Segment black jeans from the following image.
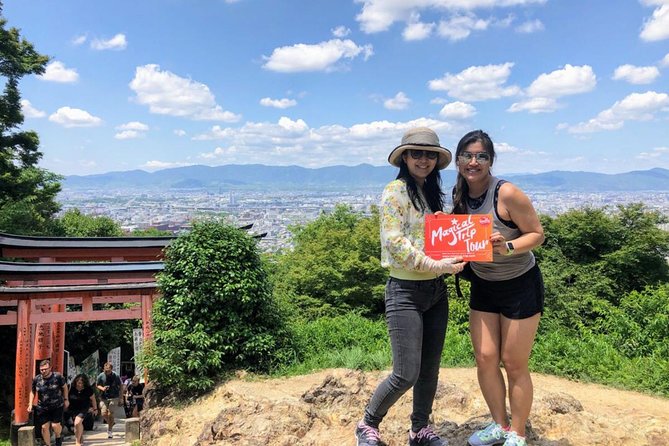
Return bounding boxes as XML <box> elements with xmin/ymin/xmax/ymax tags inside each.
<box><xmin>364</xmin><ymin>276</ymin><xmax>449</xmax><ymax>432</ymax></box>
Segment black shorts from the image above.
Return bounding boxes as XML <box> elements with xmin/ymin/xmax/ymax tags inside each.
<box><xmin>469</xmin><ymin>263</ymin><xmax>544</xmax><ymax>319</ymax></box>
<box><xmin>35</xmin><ymin>405</ymin><xmax>64</xmax><ymax>426</ymax></box>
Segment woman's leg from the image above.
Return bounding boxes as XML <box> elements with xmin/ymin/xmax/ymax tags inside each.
<box><xmin>470</xmin><ymin>310</ymin><xmax>508</xmax><ymax>426</ymax></box>
<box><xmin>411</xmin><ymin>284</ymin><xmax>448</xmax><ymax>431</ymax></box>
<box><xmin>500</xmin><ymin>313</ymin><xmax>540</xmax><ymax>436</ymax></box>
<box><xmin>74</xmin><ymin>415</ymin><xmax>84</xmax><ymax>445</ymax></box>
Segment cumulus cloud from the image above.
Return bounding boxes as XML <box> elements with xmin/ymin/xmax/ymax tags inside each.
<box><xmin>332</xmin><ymin>26</ymin><xmax>351</xmax><ymax>37</ymax></box>
<box><xmin>49</xmin><ymin>107</ymin><xmax>102</xmax><ymax>128</ymax></box>
<box><xmin>515</xmin><ymin>19</ymin><xmax>544</xmax><ymax>33</ymax></box>
<box><xmin>189</xmin><ymin>117</ymin><xmax>458</xmax><ymax>167</ymax></box>
<box><xmin>115</xmin><ymin>121</ymin><xmax>149</xmax><ymax>139</ymax></box>
<box><xmin>262</xmin><ymin>39</ymin><xmax>373</xmax><ymax>72</ymax></box>
<box><xmin>91</xmin><ymin>33</ymin><xmax>127</xmax><ymax>50</ymax></box>
<box><xmin>260</xmin><ymin>97</ymin><xmax>298</xmax><ymax>109</ymax></box>
<box><xmin>403</xmin><ymin>13</ymin><xmax>435</xmax><ymax>40</ymax></box>
<box><xmin>21</xmin><ymin>99</ymin><xmax>46</xmax><ymax>118</ymax></box>
<box><xmin>384</xmin><ymin>92</ymin><xmax>411</xmax><ymax>110</ymax></box>
<box><xmin>661</xmin><ymin>53</ymin><xmax>669</xmax><ymax>66</ymax></box>
<box><xmin>508</xmin><ymin>97</ymin><xmax>560</xmax><ymax>113</ymax></box>
<box><xmin>428</xmin><ymin>63</ymin><xmax>520</xmax><ymax>101</ymax></box>
<box><xmin>439</xmin><ymin>101</ymin><xmax>476</xmax><ymax>119</ymax></box>
<box><xmin>526</xmin><ymin>64</ymin><xmax>597</xmax><ymax>97</ymax></box>
<box><xmin>437</xmin><ymin>14</ymin><xmax>490</xmax><ymax>41</ymax></box>
<box><xmin>174</xmin><ymin>129</ymin><xmax>187</xmax><ymax>137</ymax></box>
<box><xmin>564</xmin><ymin>91</ymin><xmax>669</xmax><ymax>134</ymax></box>
<box><xmin>38</xmin><ymin>61</ymin><xmax>79</xmax><ymax>83</ymax></box>
<box><xmin>355</xmin><ymin>0</ymin><xmax>546</xmax><ymax>33</ymax></box>
<box><xmin>640</xmin><ymin>4</ymin><xmax>669</xmax><ymax>41</ymax></box>
<box><xmin>129</xmin><ymin>64</ymin><xmax>241</xmax><ymax>122</ymax></box>
<box><xmin>72</xmin><ymin>34</ymin><xmax>87</xmax><ymax>45</ymax></box>
<box><xmin>612</xmin><ymin>64</ymin><xmax>660</xmax><ymax>84</ymax></box>
<box><xmin>141</xmin><ymin>160</ymin><xmax>193</xmax><ymax>171</ymax></box>
<box><xmin>637</xmin><ymin>146</ymin><xmax>669</xmax><ymax>159</ymax></box>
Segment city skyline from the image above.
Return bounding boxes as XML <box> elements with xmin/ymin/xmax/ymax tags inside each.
<box><xmin>6</xmin><ymin>1</ymin><xmax>669</xmax><ymax>177</ymax></box>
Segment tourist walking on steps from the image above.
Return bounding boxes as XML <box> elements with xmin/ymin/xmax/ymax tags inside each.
<box><xmin>28</xmin><ymin>359</ymin><xmax>69</xmax><ymax>446</ymax></box>
<box><xmin>355</xmin><ymin>127</ymin><xmax>466</xmax><ymax>446</ymax></box>
<box><xmin>451</xmin><ymin>130</ymin><xmax>545</xmax><ymax>446</ymax></box>
<box><xmin>67</xmin><ymin>373</ymin><xmax>98</xmax><ymax>446</ymax></box>
<box><xmin>96</xmin><ymin>362</ymin><xmax>123</xmax><ymax>439</ymax></box>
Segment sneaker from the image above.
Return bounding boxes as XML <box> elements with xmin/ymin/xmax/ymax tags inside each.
<box><xmin>409</xmin><ymin>425</ymin><xmax>448</xmax><ymax>445</ymax></box>
<box><xmin>502</xmin><ymin>431</ymin><xmax>526</xmax><ymax>446</ymax></box>
<box><xmin>54</xmin><ymin>437</ymin><xmax>62</xmax><ymax>446</ymax></box>
<box><xmin>355</xmin><ymin>421</ymin><xmax>381</xmax><ymax>446</ymax></box>
<box><xmin>107</xmin><ymin>430</ymin><xmax>113</xmax><ymax>439</ymax></box>
<box><xmin>468</xmin><ymin>422</ymin><xmax>507</xmax><ymax>446</ymax></box>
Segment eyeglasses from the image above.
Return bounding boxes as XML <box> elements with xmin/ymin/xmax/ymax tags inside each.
<box><xmin>408</xmin><ymin>149</ymin><xmax>439</xmax><ymax>160</ymax></box>
<box><xmin>40</xmin><ymin>368</ymin><xmax>50</xmax><ymax>372</ymax></box>
<box><xmin>457</xmin><ymin>151</ymin><xmax>491</xmax><ymax>164</ymax></box>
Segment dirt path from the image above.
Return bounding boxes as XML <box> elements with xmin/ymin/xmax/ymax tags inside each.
<box><xmin>140</xmin><ymin>368</ymin><xmax>669</xmax><ymax>446</ymax></box>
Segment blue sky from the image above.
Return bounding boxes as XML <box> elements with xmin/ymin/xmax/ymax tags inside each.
<box><xmin>6</xmin><ymin>0</ymin><xmax>669</xmax><ymax>176</ymax></box>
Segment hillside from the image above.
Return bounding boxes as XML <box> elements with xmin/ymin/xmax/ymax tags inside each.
<box><xmin>139</xmin><ymin>368</ymin><xmax>669</xmax><ymax>446</ymax></box>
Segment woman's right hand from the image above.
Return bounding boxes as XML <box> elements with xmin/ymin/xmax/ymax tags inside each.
<box><xmin>435</xmin><ymin>257</ymin><xmax>467</xmax><ymax>274</ymax></box>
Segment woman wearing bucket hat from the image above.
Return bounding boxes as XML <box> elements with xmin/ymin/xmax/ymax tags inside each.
<box><xmin>451</xmin><ymin>130</ymin><xmax>544</xmax><ymax>446</ymax></box>
<box><xmin>355</xmin><ymin>127</ymin><xmax>466</xmax><ymax>446</ymax></box>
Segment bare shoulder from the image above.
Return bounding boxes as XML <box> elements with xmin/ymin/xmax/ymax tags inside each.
<box><xmin>498</xmin><ymin>181</ymin><xmax>531</xmax><ymax>206</ymax></box>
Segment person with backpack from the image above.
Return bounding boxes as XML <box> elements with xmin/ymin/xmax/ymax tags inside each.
<box><xmin>354</xmin><ymin>127</ymin><xmax>466</xmax><ymax>446</ymax></box>
<box><xmin>96</xmin><ymin>362</ymin><xmax>123</xmax><ymax>439</ymax></box>
<box><xmin>451</xmin><ymin>130</ymin><xmax>545</xmax><ymax>446</ymax></box>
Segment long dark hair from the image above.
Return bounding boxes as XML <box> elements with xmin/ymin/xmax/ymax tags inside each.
<box><xmin>396</xmin><ymin>158</ymin><xmax>445</xmax><ymax>213</ymax></box>
<box><xmin>452</xmin><ymin>130</ymin><xmax>496</xmax><ymax>214</ymax></box>
<box><xmin>71</xmin><ymin>373</ymin><xmax>92</xmax><ymax>391</ymax></box>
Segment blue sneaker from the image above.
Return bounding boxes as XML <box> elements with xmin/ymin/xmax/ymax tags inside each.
<box><xmin>409</xmin><ymin>425</ymin><xmax>448</xmax><ymax>445</ymax></box>
<box><xmin>467</xmin><ymin>422</ymin><xmax>507</xmax><ymax>446</ymax></box>
<box><xmin>355</xmin><ymin>421</ymin><xmax>381</xmax><ymax>446</ymax></box>
<box><xmin>502</xmin><ymin>431</ymin><xmax>526</xmax><ymax>446</ymax></box>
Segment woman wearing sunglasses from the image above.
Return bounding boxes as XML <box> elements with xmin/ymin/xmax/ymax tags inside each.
<box><xmin>452</xmin><ymin>130</ymin><xmax>545</xmax><ymax>446</ymax></box>
<box><xmin>355</xmin><ymin>127</ymin><xmax>466</xmax><ymax>446</ymax></box>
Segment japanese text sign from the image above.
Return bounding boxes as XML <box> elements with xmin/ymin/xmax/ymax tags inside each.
<box><xmin>424</xmin><ymin>214</ymin><xmax>493</xmax><ymax>262</ymax></box>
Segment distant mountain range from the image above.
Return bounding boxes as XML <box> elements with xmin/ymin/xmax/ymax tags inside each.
<box><xmin>62</xmin><ymin>165</ymin><xmax>669</xmax><ymax>192</ymax></box>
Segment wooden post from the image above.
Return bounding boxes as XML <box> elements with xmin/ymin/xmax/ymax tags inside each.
<box><xmin>14</xmin><ymin>300</ymin><xmax>32</xmax><ymax>424</ymax></box>
<box><xmin>51</xmin><ymin>304</ymin><xmax>66</xmax><ymax>374</ymax></box>
<box><xmin>33</xmin><ymin>305</ymin><xmax>52</xmax><ymax>369</ymax></box>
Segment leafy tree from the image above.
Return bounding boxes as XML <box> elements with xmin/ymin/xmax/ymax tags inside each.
<box><xmin>0</xmin><ymin>10</ymin><xmax>62</xmax><ymax>235</ymax></box>
<box><xmin>143</xmin><ymin>220</ymin><xmax>292</xmax><ymax>394</ymax></box>
<box><xmin>272</xmin><ymin>204</ymin><xmax>386</xmax><ymax>318</ymax></box>
<box><xmin>51</xmin><ymin>208</ymin><xmax>123</xmax><ymax>237</ymax></box>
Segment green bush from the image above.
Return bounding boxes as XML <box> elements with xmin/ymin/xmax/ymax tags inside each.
<box><xmin>143</xmin><ymin>220</ymin><xmax>293</xmax><ymax>394</ymax></box>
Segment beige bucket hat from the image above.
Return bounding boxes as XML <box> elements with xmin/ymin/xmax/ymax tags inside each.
<box><xmin>387</xmin><ymin>127</ymin><xmax>452</xmax><ymax>170</ymax></box>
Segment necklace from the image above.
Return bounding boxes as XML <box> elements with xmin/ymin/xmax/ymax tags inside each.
<box><xmin>466</xmin><ymin>190</ymin><xmax>487</xmax><ymax>210</ymax></box>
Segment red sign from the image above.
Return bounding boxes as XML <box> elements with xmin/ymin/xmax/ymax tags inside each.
<box><xmin>424</xmin><ymin>214</ymin><xmax>493</xmax><ymax>262</ymax></box>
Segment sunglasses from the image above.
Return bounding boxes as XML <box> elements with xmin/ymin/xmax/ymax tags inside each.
<box><xmin>457</xmin><ymin>151</ymin><xmax>491</xmax><ymax>164</ymax></box>
<box><xmin>408</xmin><ymin>149</ymin><xmax>439</xmax><ymax>160</ymax></box>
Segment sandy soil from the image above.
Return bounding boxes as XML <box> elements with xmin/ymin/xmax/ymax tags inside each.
<box><xmin>139</xmin><ymin>367</ymin><xmax>669</xmax><ymax>446</ymax></box>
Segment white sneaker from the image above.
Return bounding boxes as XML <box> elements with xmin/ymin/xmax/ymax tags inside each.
<box><xmin>107</xmin><ymin>430</ymin><xmax>113</xmax><ymax>438</ymax></box>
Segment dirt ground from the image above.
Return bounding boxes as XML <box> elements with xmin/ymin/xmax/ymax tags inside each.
<box><xmin>139</xmin><ymin>367</ymin><xmax>669</xmax><ymax>446</ymax></box>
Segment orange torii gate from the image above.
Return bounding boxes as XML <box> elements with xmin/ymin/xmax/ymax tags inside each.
<box><xmin>0</xmin><ymin>232</ymin><xmax>173</xmax><ymax>443</ymax></box>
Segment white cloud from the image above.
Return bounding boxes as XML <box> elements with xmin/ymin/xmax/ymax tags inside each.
<box><xmin>384</xmin><ymin>92</ymin><xmax>411</xmax><ymax>110</ymax></box>
<box><xmin>260</xmin><ymin>97</ymin><xmax>298</xmax><ymax>109</ymax></box>
<box><xmin>72</xmin><ymin>35</ymin><xmax>87</xmax><ymax>45</ymax></box>
<box><xmin>661</xmin><ymin>53</ymin><xmax>669</xmax><ymax>66</ymax></box>
<box><xmin>508</xmin><ymin>97</ymin><xmax>560</xmax><ymax>113</ymax></box>
<box><xmin>403</xmin><ymin>13</ymin><xmax>435</xmax><ymax>40</ymax></box>
<box><xmin>515</xmin><ymin>19</ymin><xmax>544</xmax><ymax>33</ymax></box>
<box><xmin>640</xmin><ymin>4</ymin><xmax>669</xmax><ymax>41</ymax></box>
<box><xmin>526</xmin><ymin>64</ymin><xmax>596</xmax><ymax>98</ymax></box>
<box><xmin>38</xmin><ymin>61</ymin><xmax>79</xmax><ymax>83</ymax></box>
<box><xmin>48</xmin><ymin>107</ymin><xmax>103</xmax><ymax>128</ymax></box>
<box><xmin>91</xmin><ymin>33</ymin><xmax>127</xmax><ymax>50</ymax></box>
<box><xmin>129</xmin><ymin>64</ymin><xmax>241</xmax><ymax>122</ymax></box>
<box><xmin>355</xmin><ymin>0</ymin><xmax>546</xmax><ymax>33</ymax></box>
<box><xmin>115</xmin><ymin>121</ymin><xmax>149</xmax><ymax>139</ymax></box>
<box><xmin>439</xmin><ymin>101</ymin><xmax>476</xmax><ymax>119</ymax></box>
<box><xmin>115</xmin><ymin>130</ymin><xmax>142</xmax><ymax>140</ymax></box>
<box><xmin>262</xmin><ymin>39</ymin><xmax>373</xmax><ymax>73</ymax></box>
<box><xmin>612</xmin><ymin>64</ymin><xmax>660</xmax><ymax>84</ymax></box>
<box><xmin>565</xmin><ymin>91</ymin><xmax>669</xmax><ymax>134</ymax></box>
<box><xmin>332</xmin><ymin>26</ymin><xmax>351</xmax><ymax>37</ymax></box>
<box><xmin>142</xmin><ymin>160</ymin><xmax>193</xmax><ymax>171</ymax></box>
<box><xmin>437</xmin><ymin>14</ymin><xmax>489</xmax><ymax>41</ymax></box>
<box><xmin>637</xmin><ymin>146</ymin><xmax>669</xmax><ymax>159</ymax></box>
<box><xmin>174</xmin><ymin>129</ymin><xmax>187</xmax><ymax>137</ymax></box>
<box><xmin>428</xmin><ymin>62</ymin><xmax>520</xmax><ymax>101</ymax></box>
<box><xmin>21</xmin><ymin>99</ymin><xmax>46</xmax><ymax>118</ymax></box>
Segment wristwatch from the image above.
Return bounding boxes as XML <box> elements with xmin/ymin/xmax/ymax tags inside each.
<box><xmin>505</xmin><ymin>241</ymin><xmax>515</xmax><ymax>255</ymax></box>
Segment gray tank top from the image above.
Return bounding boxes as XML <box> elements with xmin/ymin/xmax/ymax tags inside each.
<box><xmin>466</xmin><ymin>176</ymin><xmax>535</xmax><ymax>281</ymax></box>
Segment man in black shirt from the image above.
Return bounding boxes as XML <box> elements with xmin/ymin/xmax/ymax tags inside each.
<box><xmin>28</xmin><ymin>359</ymin><xmax>69</xmax><ymax>446</ymax></box>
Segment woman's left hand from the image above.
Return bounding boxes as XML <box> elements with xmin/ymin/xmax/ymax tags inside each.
<box><xmin>490</xmin><ymin>232</ymin><xmax>508</xmax><ymax>255</ymax></box>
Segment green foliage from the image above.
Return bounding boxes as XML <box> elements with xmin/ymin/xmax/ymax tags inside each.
<box><xmin>0</xmin><ymin>15</ymin><xmax>62</xmax><ymax>235</ymax></box>
<box><xmin>143</xmin><ymin>220</ymin><xmax>292</xmax><ymax>394</ymax></box>
<box><xmin>272</xmin><ymin>204</ymin><xmax>387</xmax><ymax>318</ymax></box>
<box><xmin>51</xmin><ymin>208</ymin><xmax>124</xmax><ymax>236</ymax></box>
<box><xmin>131</xmin><ymin>227</ymin><xmax>173</xmax><ymax>236</ymax></box>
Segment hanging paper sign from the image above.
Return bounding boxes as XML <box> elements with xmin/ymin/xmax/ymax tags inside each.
<box><xmin>424</xmin><ymin>214</ymin><xmax>493</xmax><ymax>262</ymax></box>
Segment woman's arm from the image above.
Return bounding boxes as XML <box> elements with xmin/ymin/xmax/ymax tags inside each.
<box><xmin>492</xmin><ymin>182</ymin><xmax>545</xmax><ymax>255</ymax></box>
